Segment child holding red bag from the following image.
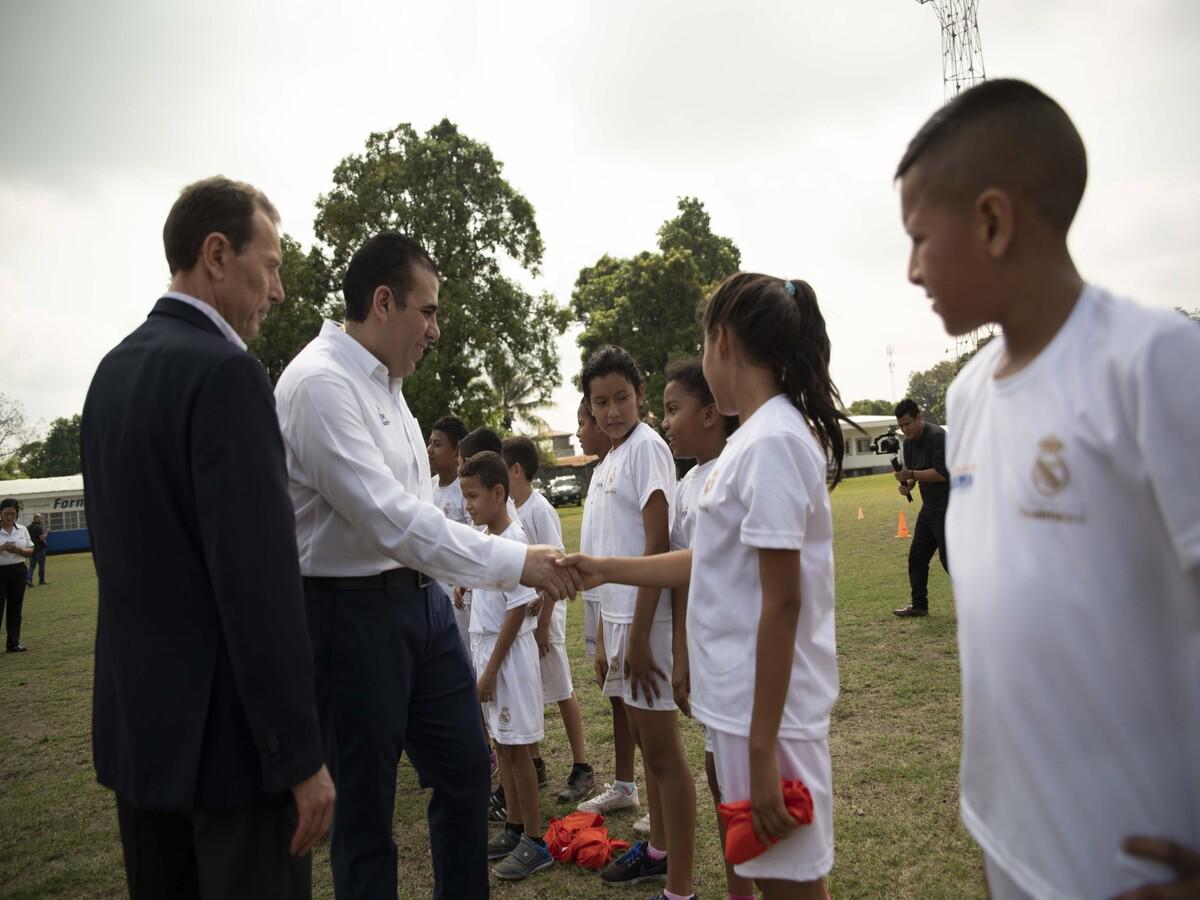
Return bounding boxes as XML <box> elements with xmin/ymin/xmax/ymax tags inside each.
<box><xmin>562</xmin><ymin>273</ymin><xmax>851</xmax><ymax>899</ymax></box>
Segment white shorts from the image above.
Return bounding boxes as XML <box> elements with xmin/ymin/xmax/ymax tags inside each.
<box><xmin>601</xmin><ymin>617</ymin><xmax>676</xmax><ymax>712</ymax></box>
<box><xmin>710</xmin><ymin>728</ymin><xmax>834</xmax><ymax>882</ymax></box>
<box><xmin>471</xmin><ymin>631</ymin><xmax>544</xmax><ymax>746</ymax></box>
<box><xmin>583</xmin><ymin>598</ymin><xmax>600</xmax><ymax>658</ymax></box>
<box><xmin>984</xmin><ymin>855</ymin><xmax>1034</xmax><ymax>900</ymax></box>
<box><xmin>540</xmin><ymin>641</ymin><xmax>574</xmax><ymax>704</ymax></box>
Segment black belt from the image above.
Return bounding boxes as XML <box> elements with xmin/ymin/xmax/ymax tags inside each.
<box><xmin>303</xmin><ymin>567</ymin><xmax>431</xmax><ymax>591</ymax></box>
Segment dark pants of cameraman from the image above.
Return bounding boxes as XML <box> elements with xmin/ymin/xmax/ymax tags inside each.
<box><xmin>908</xmin><ymin>510</ymin><xmax>948</xmax><ymax>610</ymax></box>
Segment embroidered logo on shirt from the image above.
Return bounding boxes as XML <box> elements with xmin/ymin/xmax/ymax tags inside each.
<box><xmin>703</xmin><ymin>469</ymin><xmax>719</xmax><ymax>496</ymax></box>
<box><xmin>499</xmin><ymin>706</ymin><xmax>511</xmax><ymax>726</ymax></box>
<box><xmin>950</xmin><ymin>465</ymin><xmax>974</xmax><ymax>490</ymax></box>
<box><xmin>1032</xmin><ymin>435</ymin><xmax>1069</xmax><ymax>497</ymax></box>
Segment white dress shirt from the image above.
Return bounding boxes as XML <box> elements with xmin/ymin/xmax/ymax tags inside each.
<box><xmin>274</xmin><ymin>321</ymin><xmax>527</xmax><ymax>587</ymax></box>
<box><xmin>0</xmin><ymin>522</ymin><xmax>33</xmax><ymax>566</ymax></box>
<box><xmin>163</xmin><ymin>292</ymin><xmax>247</xmax><ymax>349</ymax></box>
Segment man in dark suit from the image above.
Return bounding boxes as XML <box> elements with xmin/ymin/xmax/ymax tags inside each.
<box><xmin>80</xmin><ymin>177</ymin><xmax>335</xmax><ymax>899</ymax></box>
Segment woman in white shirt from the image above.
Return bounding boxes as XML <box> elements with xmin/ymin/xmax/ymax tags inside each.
<box><xmin>0</xmin><ymin>498</ymin><xmax>34</xmax><ymax>652</ymax></box>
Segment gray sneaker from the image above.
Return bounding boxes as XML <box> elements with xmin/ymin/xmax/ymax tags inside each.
<box><xmin>556</xmin><ymin>765</ymin><xmax>596</xmax><ymax>803</ymax></box>
<box><xmin>487</xmin><ymin>827</ymin><xmax>522</xmax><ymax>860</ymax></box>
<box><xmin>493</xmin><ymin>833</ymin><xmax>554</xmax><ymax>880</ymax></box>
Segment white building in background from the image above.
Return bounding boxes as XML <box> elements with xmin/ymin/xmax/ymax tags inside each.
<box><xmin>840</xmin><ymin>415</ymin><xmax>901</xmax><ymax>476</ymax></box>
<box><xmin>0</xmin><ymin>474</ymin><xmax>89</xmax><ymax>552</ymax></box>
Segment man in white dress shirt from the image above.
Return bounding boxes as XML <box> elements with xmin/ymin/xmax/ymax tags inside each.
<box><xmin>274</xmin><ymin>231</ymin><xmax>580</xmax><ymax>900</ymax></box>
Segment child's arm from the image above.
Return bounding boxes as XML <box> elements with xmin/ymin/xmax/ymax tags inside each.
<box><xmin>670</xmin><ymin>584</ymin><xmax>691</xmax><ymax>716</ymax></box>
<box><xmin>748</xmin><ymin>547</ymin><xmax>804</xmax><ymax>847</ymax></box>
<box><xmin>476</xmin><ymin>603</ymin><xmax>529</xmax><ymax>703</ymax></box>
<box><xmin>558</xmin><ymin>548</ymin><xmax>693</xmax><ymax>590</ymax></box>
<box><xmin>626</xmin><ymin>490</ymin><xmax>671</xmax><ymax>705</ymax></box>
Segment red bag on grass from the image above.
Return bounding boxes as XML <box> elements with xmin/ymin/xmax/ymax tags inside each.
<box><xmin>543</xmin><ymin>811</ymin><xmax>604</xmax><ymax>861</ymax></box>
<box><xmin>717</xmin><ymin>778</ymin><xmax>814</xmax><ymax>864</ymax></box>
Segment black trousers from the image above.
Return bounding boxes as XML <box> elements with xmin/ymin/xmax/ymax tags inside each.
<box><xmin>27</xmin><ymin>549</ymin><xmax>46</xmax><ymax>584</ymax></box>
<box><xmin>305</xmin><ymin>578</ymin><xmax>490</xmax><ymax>900</ymax></box>
<box><xmin>0</xmin><ymin>562</ymin><xmax>27</xmax><ymax>649</ymax></box>
<box><xmin>115</xmin><ymin>792</ymin><xmax>309</xmax><ymax>900</ymax></box>
<box><xmin>908</xmin><ymin>509</ymin><xmax>949</xmax><ymax>609</ymax></box>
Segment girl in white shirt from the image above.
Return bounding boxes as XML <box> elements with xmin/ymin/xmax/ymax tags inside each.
<box><xmin>565</xmin><ymin>275</ymin><xmax>852</xmax><ymax>900</ymax></box>
<box><xmin>579</xmin><ymin>345</ymin><xmax>696</xmax><ymax>897</ymax></box>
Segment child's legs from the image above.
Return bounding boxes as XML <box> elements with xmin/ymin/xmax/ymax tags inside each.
<box><xmin>496</xmin><ymin>743</ymin><xmax>540</xmax><ymax>833</ymax></box>
<box><xmin>610</xmin><ymin>697</ymin><xmax>636</xmax><ymax>782</ymax></box>
<box><xmin>758</xmin><ymin>877</ymin><xmax>829</xmax><ymax>900</ymax></box>
<box><xmin>557</xmin><ymin>694</ymin><xmax>587</xmax><ymax>764</ymax></box>
<box><xmin>706</xmin><ymin>745</ymin><xmax>754</xmax><ymax>895</ymax></box>
<box><xmin>627</xmin><ymin>706</ymin><xmax>695</xmax><ymax>895</ymax></box>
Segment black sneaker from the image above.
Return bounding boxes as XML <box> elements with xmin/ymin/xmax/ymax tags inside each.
<box><xmin>533</xmin><ymin>757</ymin><xmax>547</xmax><ymax>789</ymax></box>
<box><xmin>556</xmin><ymin>765</ymin><xmax>596</xmax><ymax>803</ymax></box>
<box><xmin>488</xmin><ymin>786</ymin><xmax>507</xmax><ymax>823</ymax></box>
<box><xmin>893</xmin><ymin>605</ymin><xmax>929</xmax><ymax>618</ymax></box>
<box><xmin>487</xmin><ymin>826</ymin><xmax>522</xmax><ymax>860</ymax></box>
<box><xmin>600</xmin><ymin>841</ymin><xmax>667</xmax><ymax>886</ymax></box>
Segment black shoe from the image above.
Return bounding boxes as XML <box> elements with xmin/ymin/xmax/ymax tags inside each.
<box><xmin>7</xmin><ymin>644</ymin><xmax>27</xmax><ymax>652</ymax></box>
<box><xmin>488</xmin><ymin>786</ymin><xmax>507</xmax><ymax>823</ymax></box>
<box><xmin>487</xmin><ymin>826</ymin><xmax>522</xmax><ymax>860</ymax></box>
<box><xmin>556</xmin><ymin>765</ymin><xmax>596</xmax><ymax>803</ymax></box>
<box><xmin>893</xmin><ymin>606</ymin><xmax>929</xmax><ymax>618</ymax></box>
<box><xmin>533</xmin><ymin>757</ymin><xmax>547</xmax><ymax>789</ymax></box>
<box><xmin>600</xmin><ymin>841</ymin><xmax>667</xmax><ymax>885</ymax></box>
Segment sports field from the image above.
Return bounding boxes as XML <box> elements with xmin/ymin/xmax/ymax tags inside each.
<box><xmin>0</xmin><ymin>473</ymin><xmax>981</xmax><ymax>898</ymax></box>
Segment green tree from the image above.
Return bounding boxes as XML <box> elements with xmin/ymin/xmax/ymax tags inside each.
<box><xmin>247</xmin><ymin>235</ymin><xmax>336</xmax><ymax>384</ymax></box>
<box><xmin>21</xmin><ymin>415</ymin><xmax>81</xmax><ymax>477</ymax></box>
<box><xmin>905</xmin><ymin>335</ymin><xmax>995</xmax><ymax>425</ymax></box>
<box><xmin>313</xmin><ymin>119</ymin><xmax>568</xmax><ymax>432</ymax></box>
<box><xmin>847</xmin><ymin>399</ymin><xmax>894</xmax><ymax>416</ymax></box>
<box><xmin>0</xmin><ymin>394</ymin><xmax>31</xmax><ymax>473</ymax></box>
<box><xmin>572</xmin><ymin>198</ymin><xmax>741</xmax><ymax>419</ymax></box>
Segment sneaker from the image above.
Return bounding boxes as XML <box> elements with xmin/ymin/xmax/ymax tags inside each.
<box><xmin>488</xmin><ymin>786</ymin><xmax>507</xmax><ymax>823</ymax></box>
<box><xmin>633</xmin><ymin>813</ymin><xmax>651</xmax><ymax>834</ymax></box>
<box><xmin>487</xmin><ymin>827</ymin><xmax>522</xmax><ymax>860</ymax></box>
<box><xmin>556</xmin><ymin>765</ymin><xmax>596</xmax><ymax>803</ymax></box>
<box><xmin>577</xmin><ymin>782</ymin><xmax>639</xmax><ymax>814</ymax></box>
<box><xmin>533</xmin><ymin>757</ymin><xmax>547</xmax><ymax>789</ymax></box>
<box><xmin>600</xmin><ymin>840</ymin><xmax>667</xmax><ymax>886</ymax></box>
<box><xmin>7</xmin><ymin>644</ymin><xmax>27</xmax><ymax>653</ymax></box>
<box><xmin>893</xmin><ymin>605</ymin><xmax>929</xmax><ymax>618</ymax></box>
<box><xmin>493</xmin><ymin>833</ymin><xmax>554</xmax><ymax>880</ymax></box>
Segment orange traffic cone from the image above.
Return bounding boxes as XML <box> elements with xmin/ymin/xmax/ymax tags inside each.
<box><xmin>857</xmin><ymin>507</ymin><xmax>864</xmax><ymax>521</ymax></box>
<box><xmin>895</xmin><ymin>510</ymin><xmax>910</xmax><ymax>538</ymax></box>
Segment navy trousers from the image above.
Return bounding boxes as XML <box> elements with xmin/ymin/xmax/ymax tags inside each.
<box><xmin>306</xmin><ymin>578</ymin><xmax>490</xmax><ymax>900</ymax></box>
<box><xmin>908</xmin><ymin>509</ymin><xmax>949</xmax><ymax>609</ymax></box>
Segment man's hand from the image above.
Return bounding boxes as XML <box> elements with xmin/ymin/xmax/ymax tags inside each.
<box><xmin>477</xmin><ymin>668</ymin><xmax>498</xmax><ymax>704</ymax></box>
<box><xmin>623</xmin><ymin>636</ymin><xmax>666</xmax><ymax>707</ymax></box>
<box><xmin>672</xmin><ymin>646</ymin><xmax>691</xmax><ymax>717</ymax></box>
<box><xmin>289</xmin><ymin>764</ymin><xmax>335</xmax><ymax>857</ymax></box>
<box><xmin>1115</xmin><ymin>837</ymin><xmax>1200</xmax><ymax>899</ymax></box>
<box><xmin>897</xmin><ymin>467</ymin><xmax>914</xmax><ymax>482</ymax></box>
<box><xmin>555</xmin><ymin>552</ymin><xmax>606</xmax><ymax>590</ymax></box>
<box><xmin>898</xmin><ymin>483</ymin><xmax>911</xmax><ymax>498</ymax></box>
<box><xmin>535</xmin><ymin>620</ymin><xmax>551</xmax><ymax>658</ymax></box>
<box><xmin>521</xmin><ymin>545</ymin><xmax>583</xmax><ymax>601</ymax></box>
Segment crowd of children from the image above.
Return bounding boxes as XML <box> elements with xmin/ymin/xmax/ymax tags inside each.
<box><xmin>414</xmin><ymin>77</ymin><xmax>1199</xmax><ymax>900</ymax></box>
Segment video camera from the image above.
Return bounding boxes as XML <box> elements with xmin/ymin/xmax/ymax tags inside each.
<box><xmin>871</xmin><ymin>428</ymin><xmax>913</xmax><ymax>503</ymax></box>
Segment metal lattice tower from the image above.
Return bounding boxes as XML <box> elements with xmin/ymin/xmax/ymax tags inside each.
<box><xmin>916</xmin><ymin>0</ymin><xmax>986</xmax><ymax>102</ymax></box>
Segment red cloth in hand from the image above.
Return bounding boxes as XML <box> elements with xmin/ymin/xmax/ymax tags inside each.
<box><xmin>543</xmin><ymin>811</ymin><xmax>604</xmax><ymax>861</ymax></box>
<box><xmin>717</xmin><ymin>778</ymin><xmax>814</xmax><ymax>865</ymax></box>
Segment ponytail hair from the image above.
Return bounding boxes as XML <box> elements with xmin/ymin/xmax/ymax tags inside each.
<box><xmin>702</xmin><ymin>273</ymin><xmax>860</xmax><ymax>486</ymax></box>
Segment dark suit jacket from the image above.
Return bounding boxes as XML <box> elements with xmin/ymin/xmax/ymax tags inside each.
<box><xmin>81</xmin><ymin>298</ymin><xmax>322</xmax><ymax>812</ymax></box>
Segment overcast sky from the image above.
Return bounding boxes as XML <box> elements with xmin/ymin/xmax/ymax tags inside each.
<box><xmin>2</xmin><ymin>0</ymin><xmax>1197</xmax><ymax>449</ymax></box>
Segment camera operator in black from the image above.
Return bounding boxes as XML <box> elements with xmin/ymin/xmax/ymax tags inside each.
<box><xmin>892</xmin><ymin>399</ymin><xmax>949</xmax><ymax>617</ymax></box>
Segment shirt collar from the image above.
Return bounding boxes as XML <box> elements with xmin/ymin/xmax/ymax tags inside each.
<box><xmin>163</xmin><ymin>292</ymin><xmax>247</xmax><ymax>350</ymax></box>
<box><xmin>319</xmin><ymin>320</ymin><xmax>396</xmax><ymax>390</ymax></box>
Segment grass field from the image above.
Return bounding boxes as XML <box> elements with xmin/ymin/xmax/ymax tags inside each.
<box><xmin>0</xmin><ymin>473</ymin><xmax>982</xmax><ymax>898</ymax></box>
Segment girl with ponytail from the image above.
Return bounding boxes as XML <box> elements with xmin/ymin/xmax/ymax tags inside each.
<box><xmin>562</xmin><ymin>273</ymin><xmax>847</xmax><ymax>899</ymax></box>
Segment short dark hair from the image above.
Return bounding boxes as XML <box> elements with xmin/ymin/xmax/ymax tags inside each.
<box><xmin>459</xmin><ymin>427</ymin><xmax>503</xmax><ymax>459</ymax></box>
<box><xmin>581</xmin><ymin>345</ymin><xmax>644</xmax><ymax>400</ymax></box>
<box><xmin>459</xmin><ymin>451</ymin><xmax>510</xmax><ymax>500</ymax></box>
<box><xmin>0</xmin><ymin>498</ymin><xmax>19</xmax><ymax>513</ymax></box>
<box><xmin>895</xmin><ymin>78</ymin><xmax>1087</xmax><ymax>232</ymax></box>
<box><xmin>341</xmin><ymin>232</ymin><xmax>439</xmax><ymax>323</ymax></box>
<box><xmin>501</xmin><ymin>436</ymin><xmax>540</xmax><ymax>480</ymax></box>
<box><xmin>664</xmin><ymin>358</ymin><xmax>738</xmax><ymax>436</ymax></box>
<box><xmin>894</xmin><ymin>399</ymin><xmax>920</xmax><ymax>419</ymax></box>
<box><xmin>578</xmin><ymin>395</ymin><xmax>595</xmax><ymax>422</ymax></box>
<box><xmin>163</xmin><ymin>177</ymin><xmax>279</xmax><ymax>275</ymax></box>
<box><xmin>431</xmin><ymin>416</ymin><xmax>468</xmax><ymax>448</ymax></box>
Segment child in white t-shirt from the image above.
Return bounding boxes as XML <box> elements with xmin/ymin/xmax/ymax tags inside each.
<box><xmin>427</xmin><ymin>415</ymin><xmax>472</xmax><ymax>645</ymax></box>
<box><xmin>565</xmin><ymin>275</ymin><xmax>852</xmax><ymax>899</ymax></box>
<box><xmin>897</xmin><ymin>78</ymin><xmax>1200</xmax><ymax>899</ymax></box>
<box><xmin>576</xmin><ymin>395</ymin><xmax>612</xmax><ymax>660</ymax></box>
<box><xmin>459</xmin><ymin>450</ymin><xmax>553</xmax><ymax>881</ymax></box>
<box><xmin>501</xmin><ymin>435</ymin><xmax>596</xmax><ymax>805</ymax></box>
<box><xmin>577</xmin><ymin>344</ymin><xmax>696</xmax><ymax>897</ymax></box>
<box><xmin>661</xmin><ymin>358</ymin><xmax>748</xmax><ymax>900</ymax></box>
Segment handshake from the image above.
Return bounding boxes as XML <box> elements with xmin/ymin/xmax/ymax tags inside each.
<box><xmin>518</xmin><ymin>546</ymin><xmax>604</xmax><ymax>600</ymax></box>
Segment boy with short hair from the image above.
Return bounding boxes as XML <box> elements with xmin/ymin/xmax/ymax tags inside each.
<box><xmin>898</xmin><ymin>78</ymin><xmax>1200</xmax><ymax>899</ymax></box>
<box><xmin>501</xmin><ymin>435</ymin><xmax>596</xmax><ymax>804</ymax></box>
<box><xmin>428</xmin><ymin>415</ymin><xmax>471</xmax><ymax>644</ymax></box>
<box><xmin>459</xmin><ymin>450</ymin><xmax>553</xmax><ymax>880</ymax></box>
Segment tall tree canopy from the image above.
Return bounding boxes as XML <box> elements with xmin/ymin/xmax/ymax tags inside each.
<box><xmin>313</xmin><ymin>119</ymin><xmax>568</xmax><ymax>432</ymax></box>
<box><xmin>904</xmin><ymin>335</ymin><xmax>994</xmax><ymax>425</ymax></box>
<box><xmin>19</xmin><ymin>415</ymin><xmax>81</xmax><ymax>478</ymax></box>
<box><xmin>571</xmin><ymin>198</ymin><xmax>740</xmax><ymax>419</ymax></box>
<box><xmin>847</xmin><ymin>399</ymin><xmax>895</xmax><ymax>416</ymax></box>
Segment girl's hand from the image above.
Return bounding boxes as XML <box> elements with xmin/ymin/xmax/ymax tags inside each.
<box><xmin>1115</xmin><ymin>837</ymin><xmax>1200</xmax><ymax>899</ymax></box>
<box><xmin>535</xmin><ymin>621</ymin><xmax>551</xmax><ymax>658</ymax></box>
<box><xmin>749</xmin><ymin>751</ymin><xmax>798</xmax><ymax>848</ymax></box>
<box><xmin>555</xmin><ymin>553</ymin><xmax>605</xmax><ymax>590</ymax></box>
<box><xmin>671</xmin><ymin>648</ymin><xmax>691</xmax><ymax>717</ymax></box>
<box><xmin>623</xmin><ymin>636</ymin><xmax>666</xmax><ymax>706</ymax></box>
<box><xmin>476</xmin><ymin>669</ymin><xmax>497</xmax><ymax>704</ymax></box>
<box><xmin>453</xmin><ymin>586</ymin><xmax>467</xmax><ymax>610</ymax></box>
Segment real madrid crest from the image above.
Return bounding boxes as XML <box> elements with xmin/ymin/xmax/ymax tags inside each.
<box><xmin>1032</xmin><ymin>435</ymin><xmax>1069</xmax><ymax>497</ymax></box>
<box><xmin>499</xmin><ymin>706</ymin><xmax>512</xmax><ymax>725</ymax></box>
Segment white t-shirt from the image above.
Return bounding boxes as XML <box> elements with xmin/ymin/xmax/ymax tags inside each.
<box><xmin>671</xmin><ymin>458</ymin><xmax>717</xmax><ymax>552</ymax></box>
<box><xmin>687</xmin><ymin>394</ymin><xmax>838</xmax><ymax>740</ymax></box>
<box><xmin>580</xmin><ymin>454</ymin><xmax>609</xmax><ymax>606</ymax></box>
<box><xmin>945</xmin><ymin>285</ymin><xmax>1200</xmax><ymax>899</ymax></box>
<box><xmin>516</xmin><ymin>489</ymin><xmax>568</xmax><ymax>643</ymax></box>
<box><xmin>590</xmin><ymin>422</ymin><xmax>675</xmax><ymax>624</ymax></box>
<box><xmin>0</xmin><ymin>522</ymin><xmax>32</xmax><ymax>566</ymax></box>
<box><xmin>431</xmin><ymin>475</ymin><xmax>470</xmax><ymax>600</ymax></box>
<box><xmin>468</xmin><ymin>519</ymin><xmax>538</xmax><ymax>636</ymax></box>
